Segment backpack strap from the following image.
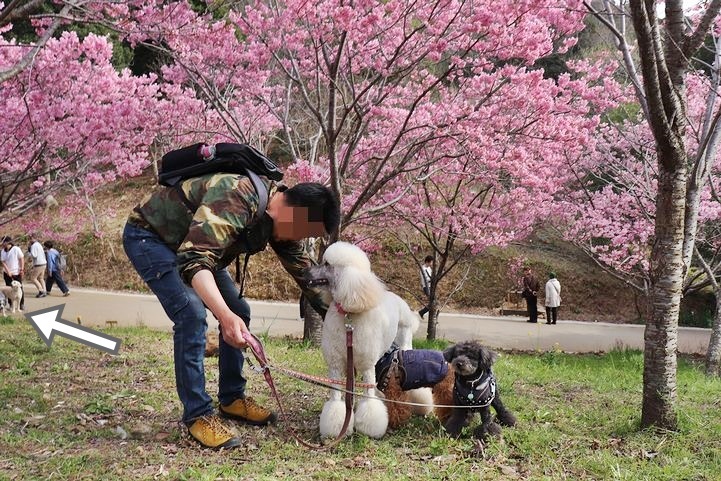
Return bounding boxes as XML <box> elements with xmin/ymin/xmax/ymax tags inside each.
<box><xmin>236</xmin><ymin>253</ymin><xmax>251</xmax><ymax>298</ymax></box>
<box><xmin>234</xmin><ymin>169</ymin><xmax>268</xmax><ymax>298</ymax></box>
<box><xmin>173</xmin><ymin>183</ymin><xmax>198</xmax><ymax>212</ymax></box>
<box><xmin>172</xmin><ymin>169</ymin><xmax>268</xmax><ymax>215</ymax></box>
<box><xmin>245</xmin><ymin>170</ymin><xmax>268</xmax><ymax>214</ymax></box>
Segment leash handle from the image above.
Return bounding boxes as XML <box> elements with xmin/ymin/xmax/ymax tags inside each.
<box><xmin>243</xmin><ymin>331</ymin><xmax>268</xmax><ymax>368</ymax></box>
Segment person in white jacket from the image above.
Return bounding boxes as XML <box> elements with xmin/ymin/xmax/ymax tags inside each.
<box><xmin>544</xmin><ymin>272</ymin><xmax>561</xmax><ymax>325</ymax></box>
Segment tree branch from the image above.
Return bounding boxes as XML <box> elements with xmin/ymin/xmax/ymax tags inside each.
<box><xmin>682</xmin><ymin>0</ymin><xmax>721</xmax><ymax>60</ymax></box>
<box><xmin>0</xmin><ymin>3</ymin><xmax>74</xmax><ymax>83</ymax></box>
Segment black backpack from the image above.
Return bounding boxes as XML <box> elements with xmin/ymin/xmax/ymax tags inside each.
<box><xmin>159</xmin><ymin>142</ymin><xmax>283</xmax><ymax>212</ymax></box>
<box><xmin>158</xmin><ymin>142</ymin><xmax>284</xmax><ymax>296</ymax></box>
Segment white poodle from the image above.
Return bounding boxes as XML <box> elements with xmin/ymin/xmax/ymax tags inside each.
<box><xmin>0</xmin><ymin>281</ymin><xmax>23</xmax><ymax>314</ymax></box>
<box><xmin>305</xmin><ymin>241</ymin><xmax>430</xmax><ymax>439</ymax></box>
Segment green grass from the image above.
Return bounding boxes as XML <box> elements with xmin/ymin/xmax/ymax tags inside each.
<box><xmin>0</xmin><ymin>316</ymin><xmax>719</xmax><ymax>480</ymax></box>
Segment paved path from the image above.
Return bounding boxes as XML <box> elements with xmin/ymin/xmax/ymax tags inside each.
<box><xmin>15</xmin><ymin>285</ymin><xmax>712</xmax><ymax>354</ymax></box>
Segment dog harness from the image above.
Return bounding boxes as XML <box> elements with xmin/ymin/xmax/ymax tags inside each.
<box><xmin>453</xmin><ymin>369</ymin><xmax>496</xmax><ymax>407</ymax></box>
<box><xmin>375</xmin><ymin>344</ymin><xmax>449</xmax><ymax>391</ymax></box>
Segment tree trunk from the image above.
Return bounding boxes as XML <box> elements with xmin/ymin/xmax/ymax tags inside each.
<box><xmin>302</xmin><ymin>297</ymin><xmax>323</xmax><ymax>346</ymax></box>
<box><xmin>642</xmin><ymin>166</ymin><xmax>685</xmax><ymax>430</ymax></box>
<box><xmin>426</xmin><ymin>300</ymin><xmax>438</xmax><ymax>340</ymax></box>
<box><xmin>681</xmin><ymin>186</ymin><xmax>702</xmax><ymax>277</ymax></box>
<box><xmin>705</xmin><ymin>289</ymin><xmax>721</xmax><ymax>376</ymax></box>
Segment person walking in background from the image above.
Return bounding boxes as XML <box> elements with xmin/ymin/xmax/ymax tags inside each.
<box><xmin>44</xmin><ymin>241</ymin><xmax>70</xmax><ymax>297</ymax></box>
<box><xmin>418</xmin><ymin>255</ymin><xmax>433</xmax><ymax>318</ymax></box>
<box><xmin>521</xmin><ymin>266</ymin><xmax>540</xmax><ymax>323</ymax></box>
<box><xmin>1</xmin><ymin>236</ymin><xmax>25</xmax><ymax>311</ymax></box>
<box><xmin>545</xmin><ymin>272</ymin><xmax>561</xmax><ymax>325</ymax></box>
<box><xmin>27</xmin><ymin>234</ymin><xmax>48</xmax><ymax>298</ymax></box>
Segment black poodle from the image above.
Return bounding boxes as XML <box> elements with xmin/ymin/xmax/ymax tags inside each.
<box><xmin>433</xmin><ymin>340</ymin><xmax>517</xmax><ymax>441</ymax></box>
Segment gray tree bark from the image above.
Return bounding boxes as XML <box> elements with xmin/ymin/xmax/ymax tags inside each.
<box><xmin>426</xmin><ymin>295</ymin><xmax>438</xmax><ymax>341</ymax></box>
<box><xmin>642</xmin><ymin>166</ymin><xmax>685</xmax><ymax>429</ymax></box>
<box><xmin>628</xmin><ymin>0</ymin><xmax>719</xmax><ymax>430</ymax></box>
<box><xmin>629</xmin><ymin>0</ymin><xmax>683</xmax><ymax>430</ymax></box>
<box><xmin>706</xmin><ymin>291</ymin><xmax>721</xmax><ymax>376</ymax></box>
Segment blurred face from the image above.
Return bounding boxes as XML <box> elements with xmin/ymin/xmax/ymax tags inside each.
<box><xmin>272</xmin><ymin>204</ymin><xmax>326</xmax><ymax>241</ymax></box>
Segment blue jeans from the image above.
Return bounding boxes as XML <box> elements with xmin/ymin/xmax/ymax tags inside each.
<box><xmin>122</xmin><ymin>222</ymin><xmax>251</xmax><ymax>423</ymax></box>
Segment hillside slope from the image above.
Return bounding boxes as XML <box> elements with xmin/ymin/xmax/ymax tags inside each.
<box><xmin>32</xmin><ymin>174</ymin><xmax>655</xmax><ymax>324</ymax></box>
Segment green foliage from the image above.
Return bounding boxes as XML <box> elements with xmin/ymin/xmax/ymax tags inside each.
<box><xmin>691</xmin><ymin>34</ymin><xmax>716</xmax><ymax>78</ymax></box>
<box><xmin>4</xmin><ymin>1</ymin><xmax>55</xmax><ymax>43</ymax></box>
<box><xmin>678</xmin><ymin>307</ymin><xmax>713</xmax><ymax>328</ymax></box>
<box><xmin>539</xmin><ymin>343</ymin><xmax>563</xmax><ymax>366</ymax></box>
<box><xmin>83</xmin><ymin>397</ymin><xmax>114</xmax><ymax>415</ymax></box>
<box><xmin>412</xmin><ymin>338</ymin><xmax>450</xmax><ymax>350</ymax></box>
<box><xmin>602</xmin><ymin>102</ymin><xmax>642</xmax><ymax>125</ymax></box>
<box><xmin>680</xmin><ymin>284</ymin><xmax>715</xmax><ymax>328</ymax></box>
<box><xmin>188</xmin><ymin>0</ymin><xmax>233</xmax><ymax>20</ymax></box>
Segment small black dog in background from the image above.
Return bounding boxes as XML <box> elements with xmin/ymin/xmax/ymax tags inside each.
<box><xmin>433</xmin><ymin>341</ymin><xmax>517</xmax><ymax>441</ymax></box>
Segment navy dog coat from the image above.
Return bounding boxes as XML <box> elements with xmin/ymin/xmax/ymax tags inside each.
<box><xmin>375</xmin><ymin>345</ymin><xmax>449</xmax><ymax>391</ymax></box>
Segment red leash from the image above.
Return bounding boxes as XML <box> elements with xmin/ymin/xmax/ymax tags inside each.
<box><xmin>243</xmin><ymin>328</ymin><xmax>355</xmax><ymax>450</ymax></box>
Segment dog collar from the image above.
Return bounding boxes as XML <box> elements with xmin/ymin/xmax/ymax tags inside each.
<box><xmin>334</xmin><ymin>302</ymin><xmax>348</xmax><ymax>316</ymax></box>
<box><xmin>453</xmin><ymin>369</ymin><xmax>496</xmax><ymax>407</ymax></box>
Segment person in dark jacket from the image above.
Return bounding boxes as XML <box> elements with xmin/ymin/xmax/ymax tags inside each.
<box><xmin>123</xmin><ymin>172</ymin><xmax>339</xmax><ymax>449</ymax></box>
<box><xmin>43</xmin><ymin>240</ymin><xmax>70</xmax><ymax>296</ymax></box>
<box><xmin>521</xmin><ymin>266</ymin><xmax>540</xmax><ymax>323</ymax></box>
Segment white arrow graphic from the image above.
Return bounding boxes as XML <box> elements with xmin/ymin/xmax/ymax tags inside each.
<box><xmin>25</xmin><ymin>305</ymin><xmax>121</xmax><ymax>355</ymax></box>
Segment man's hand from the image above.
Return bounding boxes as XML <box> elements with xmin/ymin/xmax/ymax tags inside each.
<box><xmin>218</xmin><ymin>312</ymin><xmax>250</xmax><ymax>349</ymax></box>
<box><xmin>191</xmin><ymin>269</ymin><xmax>250</xmax><ymax>349</ymax></box>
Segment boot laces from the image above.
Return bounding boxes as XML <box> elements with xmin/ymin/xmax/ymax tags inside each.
<box><xmin>243</xmin><ymin>397</ymin><xmax>268</xmax><ymax>415</ymax></box>
<box><xmin>201</xmin><ymin>415</ymin><xmax>234</xmax><ymax>438</ymax></box>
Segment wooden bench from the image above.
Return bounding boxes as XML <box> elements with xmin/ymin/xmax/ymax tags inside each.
<box><xmin>500</xmin><ymin>289</ymin><xmax>545</xmax><ymax>318</ymax></box>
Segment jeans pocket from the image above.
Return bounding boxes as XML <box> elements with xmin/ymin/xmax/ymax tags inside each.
<box><xmin>146</xmin><ymin>264</ymin><xmax>190</xmax><ymax>317</ymax></box>
<box><xmin>124</xmin><ymin>225</ymin><xmax>190</xmax><ymax>317</ymax></box>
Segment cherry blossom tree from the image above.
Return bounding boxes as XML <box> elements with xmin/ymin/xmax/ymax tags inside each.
<box><xmin>0</xmin><ymin>27</ymin><xmax>206</xmax><ymax>231</ymax></box>
<box><xmin>368</xmin><ymin>64</ymin><xmax>623</xmax><ymax>339</ymax></box>
<box><xmin>113</xmin><ymin>0</ymin><xmax>608</xmax><ymax>339</ymax></box>
<box><xmin>563</xmin><ymin>84</ymin><xmax>721</xmax><ymax>376</ymax></box>
<box><xmin>0</xmin><ymin>0</ymin><xmax>76</xmax><ymax>83</ymax></box>
<box><xmin>577</xmin><ymin>0</ymin><xmax>721</xmax><ymax>428</ymax></box>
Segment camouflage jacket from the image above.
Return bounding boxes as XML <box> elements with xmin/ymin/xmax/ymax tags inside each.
<box><xmin>127</xmin><ymin>173</ymin><xmax>327</xmax><ymax>316</ymax></box>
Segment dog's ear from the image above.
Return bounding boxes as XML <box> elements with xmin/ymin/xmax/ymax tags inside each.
<box><xmin>480</xmin><ymin>347</ymin><xmax>498</xmax><ymax>367</ymax></box>
<box><xmin>442</xmin><ymin>345</ymin><xmax>456</xmax><ymax>362</ymax></box>
<box><xmin>331</xmin><ymin>266</ymin><xmax>385</xmax><ymax>313</ymax></box>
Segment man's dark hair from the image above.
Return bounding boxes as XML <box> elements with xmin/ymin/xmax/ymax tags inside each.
<box><xmin>424</xmin><ymin>255</ymin><xmax>434</xmax><ymax>263</ymax></box>
<box><xmin>44</xmin><ymin>240</ymin><xmax>54</xmax><ymax>249</ymax></box>
<box><xmin>284</xmin><ymin>182</ymin><xmax>340</xmax><ymax>235</ymax></box>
